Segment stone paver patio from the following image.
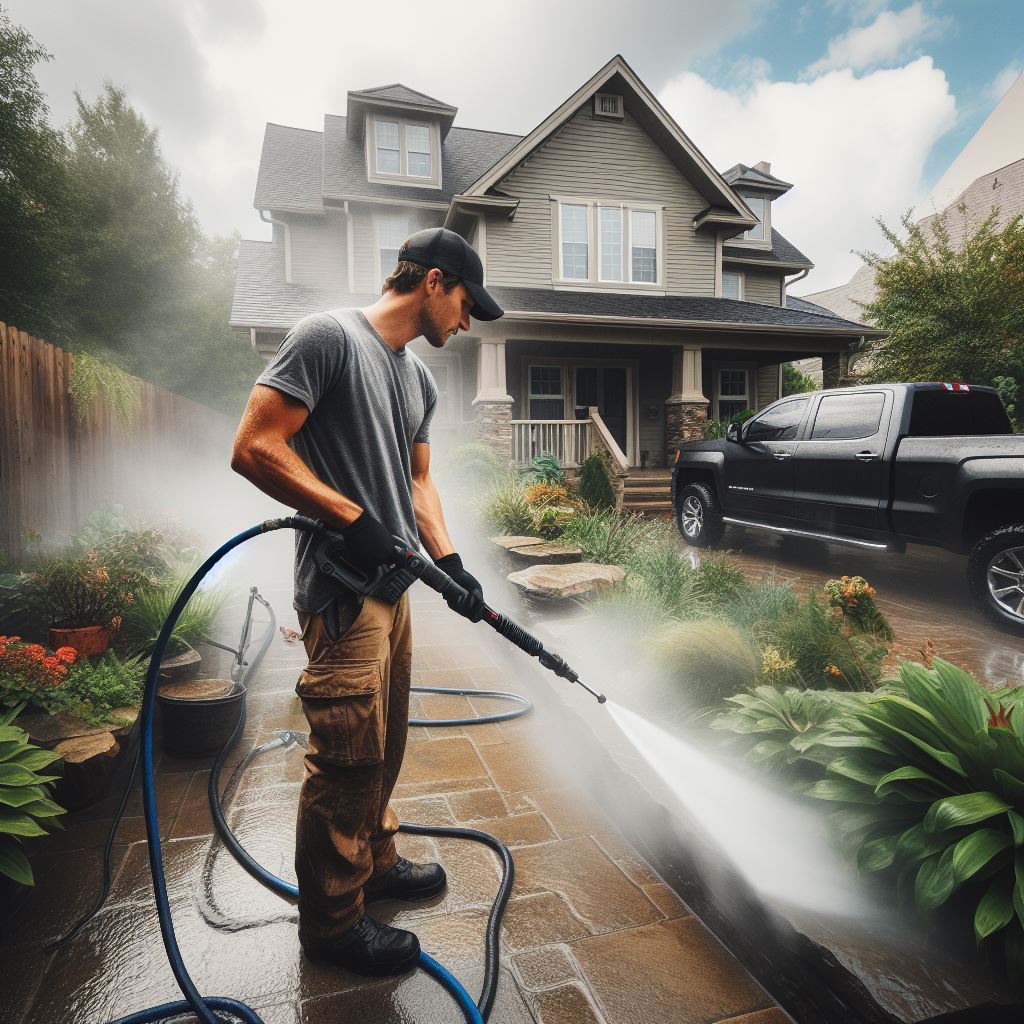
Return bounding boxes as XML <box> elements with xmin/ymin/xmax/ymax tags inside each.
<box><xmin>2</xmin><ymin>584</ymin><xmax>792</xmax><ymax>1024</ymax></box>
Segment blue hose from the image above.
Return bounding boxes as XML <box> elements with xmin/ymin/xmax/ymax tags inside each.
<box><xmin>109</xmin><ymin>519</ymin><xmax>485</xmax><ymax>1024</ymax></box>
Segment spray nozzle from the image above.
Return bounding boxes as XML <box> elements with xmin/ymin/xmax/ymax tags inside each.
<box><xmin>538</xmin><ymin>649</ymin><xmax>606</xmax><ymax>704</ymax></box>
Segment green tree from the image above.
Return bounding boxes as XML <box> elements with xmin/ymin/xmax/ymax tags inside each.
<box><xmin>0</xmin><ymin>10</ymin><xmax>77</xmax><ymax>338</ymax></box>
<box><xmin>782</xmin><ymin>362</ymin><xmax>821</xmax><ymax>396</ymax></box>
<box><xmin>858</xmin><ymin>205</ymin><xmax>1024</xmax><ymax>394</ymax></box>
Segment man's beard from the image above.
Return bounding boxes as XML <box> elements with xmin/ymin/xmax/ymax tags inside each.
<box><xmin>417</xmin><ymin>304</ymin><xmax>451</xmax><ymax>349</ymax></box>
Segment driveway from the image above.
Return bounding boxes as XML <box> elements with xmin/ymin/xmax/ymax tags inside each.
<box><xmin>708</xmin><ymin>526</ymin><xmax>1024</xmax><ymax>689</ymax></box>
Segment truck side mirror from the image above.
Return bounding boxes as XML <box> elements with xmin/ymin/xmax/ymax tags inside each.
<box><xmin>726</xmin><ymin>422</ymin><xmax>742</xmax><ymax>443</ymax></box>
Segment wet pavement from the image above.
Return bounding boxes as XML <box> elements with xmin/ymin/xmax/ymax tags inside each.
<box><xmin>2</xmin><ymin>584</ymin><xmax>792</xmax><ymax>1024</ymax></box>
<box><xmin>709</xmin><ymin>527</ymin><xmax>1024</xmax><ymax>689</ymax></box>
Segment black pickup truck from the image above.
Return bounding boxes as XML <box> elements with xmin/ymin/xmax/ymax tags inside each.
<box><xmin>671</xmin><ymin>382</ymin><xmax>1024</xmax><ymax>632</ymax></box>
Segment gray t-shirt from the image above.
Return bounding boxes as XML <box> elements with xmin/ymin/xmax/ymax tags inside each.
<box><xmin>255</xmin><ymin>308</ymin><xmax>437</xmax><ymax>612</ymax></box>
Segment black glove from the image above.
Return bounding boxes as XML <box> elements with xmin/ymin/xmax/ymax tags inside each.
<box><xmin>435</xmin><ymin>552</ymin><xmax>485</xmax><ymax>623</ymax></box>
<box><xmin>339</xmin><ymin>511</ymin><xmax>398</xmax><ymax>579</ymax></box>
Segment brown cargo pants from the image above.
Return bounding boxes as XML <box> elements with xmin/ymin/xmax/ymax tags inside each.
<box><xmin>294</xmin><ymin>591</ymin><xmax>412</xmax><ymax>946</ymax></box>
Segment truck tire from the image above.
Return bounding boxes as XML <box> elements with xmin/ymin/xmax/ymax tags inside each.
<box><xmin>676</xmin><ymin>482</ymin><xmax>725</xmax><ymax>548</ymax></box>
<box><xmin>967</xmin><ymin>524</ymin><xmax>1024</xmax><ymax>634</ymax></box>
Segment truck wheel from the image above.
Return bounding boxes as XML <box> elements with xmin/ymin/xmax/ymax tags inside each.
<box><xmin>967</xmin><ymin>524</ymin><xmax>1024</xmax><ymax>634</ymax></box>
<box><xmin>676</xmin><ymin>482</ymin><xmax>725</xmax><ymax>548</ymax></box>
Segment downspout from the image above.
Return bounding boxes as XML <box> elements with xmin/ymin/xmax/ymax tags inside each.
<box><xmin>343</xmin><ymin>201</ymin><xmax>355</xmax><ymax>294</ymax></box>
<box><xmin>783</xmin><ymin>267</ymin><xmax>809</xmax><ymax>306</ymax></box>
<box><xmin>259</xmin><ymin>209</ymin><xmax>292</xmax><ymax>284</ymax></box>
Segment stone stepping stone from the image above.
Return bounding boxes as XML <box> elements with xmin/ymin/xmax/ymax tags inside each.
<box><xmin>491</xmin><ymin>535</ymin><xmax>544</xmax><ymax>551</ymax></box>
<box><xmin>508</xmin><ymin>543</ymin><xmax>583</xmax><ymax>565</ymax></box>
<box><xmin>507</xmin><ymin>562</ymin><xmax>625</xmax><ymax>602</ymax></box>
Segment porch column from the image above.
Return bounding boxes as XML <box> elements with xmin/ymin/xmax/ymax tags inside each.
<box><xmin>665</xmin><ymin>345</ymin><xmax>709</xmax><ymax>462</ymax></box>
<box><xmin>472</xmin><ymin>339</ymin><xmax>513</xmax><ymax>463</ymax></box>
<box><xmin>821</xmin><ymin>349</ymin><xmax>851</xmax><ymax>389</ymax></box>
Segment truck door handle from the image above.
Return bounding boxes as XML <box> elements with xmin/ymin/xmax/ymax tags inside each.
<box><xmin>771</xmin><ymin>450</ymin><xmax>793</xmax><ymax>460</ymax></box>
<box><xmin>854</xmin><ymin>451</ymin><xmax>879</xmax><ymax>461</ymax></box>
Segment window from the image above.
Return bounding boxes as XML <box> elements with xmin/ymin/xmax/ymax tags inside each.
<box><xmin>741</xmin><ymin>195</ymin><xmax>766</xmax><ymax>242</ymax></box>
<box><xmin>556</xmin><ymin>200</ymin><xmax>661</xmax><ymax>285</ymax></box>
<box><xmin>722</xmin><ymin>271</ymin><xmax>743</xmax><ymax>300</ymax></box>
<box><xmin>377</xmin><ymin>214</ymin><xmax>408</xmax><ymax>285</ymax></box>
<box><xmin>908</xmin><ymin>389</ymin><xmax>1012</xmax><ymax>436</ymax></box>
<box><xmin>811</xmin><ymin>393</ymin><xmax>885</xmax><ymax>440</ymax></box>
<box><xmin>630</xmin><ymin>209</ymin><xmax>657</xmax><ymax>282</ymax></box>
<box><xmin>529</xmin><ymin>365</ymin><xmax>565</xmax><ymax>419</ymax></box>
<box><xmin>406</xmin><ymin>124</ymin><xmax>431</xmax><ymax>177</ymax></box>
<box><xmin>717</xmin><ymin>368</ymin><xmax>749</xmax><ymax>421</ymax></box>
<box><xmin>745</xmin><ymin>397</ymin><xmax>810</xmax><ymax>442</ymax></box>
<box><xmin>368</xmin><ymin>117</ymin><xmax>438</xmax><ymax>185</ymax></box>
<box><xmin>560</xmin><ymin>204</ymin><xmax>589</xmax><ymax>280</ymax></box>
<box><xmin>375</xmin><ymin>120</ymin><xmax>401</xmax><ymax>174</ymax></box>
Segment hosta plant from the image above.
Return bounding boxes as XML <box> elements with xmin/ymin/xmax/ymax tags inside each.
<box><xmin>797</xmin><ymin>659</ymin><xmax>1024</xmax><ymax>979</ymax></box>
<box><xmin>0</xmin><ymin>703</ymin><xmax>65</xmax><ymax>885</ymax></box>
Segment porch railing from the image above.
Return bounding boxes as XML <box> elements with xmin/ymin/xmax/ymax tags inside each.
<box><xmin>510</xmin><ymin>419</ymin><xmax>592</xmax><ymax>468</ymax></box>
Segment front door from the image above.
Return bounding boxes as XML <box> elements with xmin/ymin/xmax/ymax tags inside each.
<box><xmin>574</xmin><ymin>366</ymin><xmax>628</xmax><ymax>454</ymax></box>
<box><xmin>722</xmin><ymin>396</ymin><xmax>812</xmax><ymax>518</ymax></box>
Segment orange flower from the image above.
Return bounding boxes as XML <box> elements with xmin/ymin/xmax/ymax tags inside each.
<box><xmin>55</xmin><ymin>647</ymin><xmax>78</xmax><ymax>664</ymax></box>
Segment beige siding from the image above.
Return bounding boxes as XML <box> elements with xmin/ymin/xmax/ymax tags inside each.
<box><xmin>737</xmin><ymin>266</ymin><xmax>784</xmax><ymax>306</ymax></box>
<box><xmin>757</xmin><ymin>364</ymin><xmax>780</xmax><ymax>409</ymax></box>
<box><xmin>288</xmin><ymin>211</ymin><xmax>347</xmax><ymax>288</ymax></box>
<box><xmin>485</xmin><ymin>107</ymin><xmax>716</xmax><ymax>295</ymax></box>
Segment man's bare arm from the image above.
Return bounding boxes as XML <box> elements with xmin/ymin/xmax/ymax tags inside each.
<box><xmin>230</xmin><ymin>384</ymin><xmax>362</xmax><ymax>527</ymax></box>
<box><xmin>410</xmin><ymin>442</ymin><xmax>456</xmax><ymax>560</ymax></box>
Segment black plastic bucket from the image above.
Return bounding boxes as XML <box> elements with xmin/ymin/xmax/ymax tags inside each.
<box><xmin>156</xmin><ymin>679</ymin><xmax>245</xmax><ymax>757</ymax></box>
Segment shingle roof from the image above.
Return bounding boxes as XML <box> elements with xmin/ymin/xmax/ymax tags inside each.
<box><xmin>229</xmin><ymin>239</ymin><xmax>367</xmax><ymax>330</ymax></box>
<box><xmin>253</xmin><ymin>124</ymin><xmax>324</xmax><ymax>214</ymax></box>
<box><xmin>785</xmin><ymin>294</ymin><xmax>867</xmax><ymax>325</ymax></box>
<box><xmin>723</xmin><ymin>228</ymin><xmax>812</xmax><ymax>267</ymax></box>
<box><xmin>320</xmin><ymin>115</ymin><xmax>522</xmax><ymax>205</ymax></box>
<box><xmin>486</xmin><ymin>286</ymin><xmax>878</xmax><ymax>333</ymax></box>
<box><xmin>349</xmin><ymin>84</ymin><xmax>455</xmax><ymax>110</ymax></box>
<box><xmin>722</xmin><ymin>162</ymin><xmax>793</xmax><ymax>192</ymax></box>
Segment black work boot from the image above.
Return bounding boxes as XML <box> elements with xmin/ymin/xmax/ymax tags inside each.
<box><xmin>301</xmin><ymin>914</ymin><xmax>420</xmax><ymax>976</ymax></box>
<box><xmin>363</xmin><ymin>856</ymin><xmax>447</xmax><ymax>902</ymax></box>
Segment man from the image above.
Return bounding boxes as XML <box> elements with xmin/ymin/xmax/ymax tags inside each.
<box><xmin>230</xmin><ymin>227</ymin><xmax>503</xmax><ymax>976</ymax></box>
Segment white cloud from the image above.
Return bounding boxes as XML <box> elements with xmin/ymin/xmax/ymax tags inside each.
<box><xmin>805</xmin><ymin>3</ymin><xmax>946</xmax><ymax>77</ymax></box>
<box><xmin>988</xmin><ymin>60</ymin><xmax>1024</xmax><ymax>102</ymax></box>
<box><xmin>660</xmin><ymin>56</ymin><xmax>957</xmax><ymax>291</ymax></box>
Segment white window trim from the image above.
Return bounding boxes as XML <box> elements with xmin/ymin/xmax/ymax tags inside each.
<box><xmin>551</xmin><ymin>195</ymin><xmax>666</xmax><ymax>292</ymax></box>
<box><xmin>721</xmin><ymin>270</ymin><xmax>744</xmax><ymax>300</ymax></box>
<box><xmin>731</xmin><ymin>192</ymin><xmax>772</xmax><ymax>249</ymax></box>
<box><xmin>594</xmin><ymin>92</ymin><xmax>624</xmax><ymax>120</ymax></box>
<box><xmin>713</xmin><ymin>362</ymin><xmax>756</xmax><ymax>421</ymax></box>
<box><xmin>365</xmin><ymin>114</ymin><xmax>442</xmax><ymax>189</ymax></box>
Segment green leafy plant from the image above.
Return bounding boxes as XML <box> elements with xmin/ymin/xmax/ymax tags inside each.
<box><xmin>783</xmin><ymin>363</ymin><xmax>821</xmax><ymax>396</ymax></box>
<box><xmin>54</xmin><ymin>651</ymin><xmax>145</xmax><ymax>726</ymax></box>
<box><xmin>480</xmin><ymin>474</ymin><xmax>535</xmax><ymax>536</ymax></box>
<box><xmin>19</xmin><ymin>552</ymin><xmax>138</xmax><ymax>629</ymax></box>
<box><xmin>578</xmin><ymin>452</ymin><xmax>615</xmax><ymax>509</ymax></box>
<box><xmin>703</xmin><ymin>419</ymin><xmax>728</xmax><ymax>440</ymax></box>
<box><xmin>68</xmin><ymin>351</ymin><xmax>140</xmax><ymax>428</ymax></box>
<box><xmin>0</xmin><ymin>703</ymin><xmax>65</xmax><ymax>885</ymax></box>
<box><xmin>118</xmin><ymin>573</ymin><xmax>227</xmax><ymax>657</ymax></box>
<box><xmin>793</xmin><ymin>660</ymin><xmax>1024</xmax><ymax>980</ymax></box>
<box><xmin>521</xmin><ymin>454</ymin><xmax>566</xmax><ymax>486</ymax></box>
<box><xmin>694</xmin><ymin>554</ymin><xmax>745</xmax><ymax>607</ymax></box>
<box><xmin>825</xmin><ymin>575</ymin><xmax>895</xmax><ymax>642</ymax></box>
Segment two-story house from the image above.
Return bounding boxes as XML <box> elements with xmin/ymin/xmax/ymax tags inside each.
<box><xmin>230</xmin><ymin>54</ymin><xmax>881</xmax><ymax>484</ymax></box>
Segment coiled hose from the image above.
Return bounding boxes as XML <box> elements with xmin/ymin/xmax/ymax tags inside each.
<box><xmin>51</xmin><ymin>519</ymin><xmax>532</xmax><ymax>1024</ymax></box>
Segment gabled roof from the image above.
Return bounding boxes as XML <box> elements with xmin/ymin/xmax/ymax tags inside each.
<box><xmin>460</xmin><ymin>54</ymin><xmax>756</xmax><ymax>227</ymax></box>
<box><xmin>254</xmin><ymin>124</ymin><xmax>324</xmax><ymax>214</ymax></box>
<box><xmin>346</xmin><ymin>82</ymin><xmax>458</xmax><ymax>140</ymax></box>
<box><xmin>321</xmin><ymin>115</ymin><xmax>521</xmax><ymax>205</ymax></box>
<box><xmin>723</xmin><ymin>228</ymin><xmax>812</xmax><ymax>269</ymax></box>
<box><xmin>722</xmin><ymin>163</ymin><xmax>794</xmax><ymax>195</ymax></box>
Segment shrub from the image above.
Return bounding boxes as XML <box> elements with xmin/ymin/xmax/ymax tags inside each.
<box><xmin>0</xmin><ymin>637</ymin><xmax>78</xmax><ymax>712</ymax></box>
<box><xmin>560</xmin><ymin>510</ymin><xmax>656</xmax><ymax>566</ymax></box>
<box><xmin>703</xmin><ymin>420</ymin><xmax>727</xmax><ymax>440</ymax></box>
<box><xmin>795</xmin><ymin>660</ymin><xmax>1024</xmax><ymax>982</ymax></box>
<box><xmin>578</xmin><ymin>452</ymin><xmax>615</xmax><ymax>509</ymax></box>
<box><xmin>521</xmin><ymin>454</ymin><xmax>566</xmax><ymax>486</ymax></box>
<box><xmin>117</xmin><ymin>570</ymin><xmax>228</xmax><ymax>658</ymax></box>
<box><xmin>646</xmin><ymin>619</ymin><xmax>761</xmax><ymax>713</ymax></box>
<box><xmin>825</xmin><ymin>575</ymin><xmax>894</xmax><ymax>641</ymax></box>
<box><xmin>0</xmin><ymin>703</ymin><xmax>65</xmax><ymax>885</ymax></box>
<box><xmin>481</xmin><ymin>474</ymin><xmax>534</xmax><ymax>536</ymax></box>
<box><xmin>54</xmin><ymin>651</ymin><xmax>145</xmax><ymax>726</ymax></box>
<box><xmin>622</xmin><ymin>538</ymin><xmax>701</xmax><ymax>621</ymax></box>
<box><xmin>720</xmin><ymin>578</ymin><xmax>799</xmax><ymax>634</ymax></box>
<box><xmin>523</xmin><ymin>483</ymin><xmax>586</xmax><ymax>511</ymax></box>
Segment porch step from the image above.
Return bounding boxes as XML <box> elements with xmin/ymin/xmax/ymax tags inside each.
<box><xmin>622</xmin><ymin>472</ymin><xmax>672</xmax><ymax>514</ymax></box>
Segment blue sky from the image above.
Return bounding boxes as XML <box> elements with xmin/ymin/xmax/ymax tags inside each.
<box><xmin>7</xmin><ymin>0</ymin><xmax>1023</xmax><ymax>292</ymax></box>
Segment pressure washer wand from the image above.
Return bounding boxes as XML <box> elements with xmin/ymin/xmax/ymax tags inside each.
<box><xmin>393</xmin><ymin>544</ymin><xmax>606</xmax><ymax>704</ymax></box>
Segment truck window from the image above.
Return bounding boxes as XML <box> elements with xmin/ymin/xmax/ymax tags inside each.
<box><xmin>908</xmin><ymin>390</ymin><xmax>1012</xmax><ymax>436</ymax></box>
<box><xmin>745</xmin><ymin>397</ymin><xmax>810</xmax><ymax>442</ymax></box>
<box><xmin>810</xmin><ymin>393</ymin><xmax>885</xmax><ymax>440</ymax></box>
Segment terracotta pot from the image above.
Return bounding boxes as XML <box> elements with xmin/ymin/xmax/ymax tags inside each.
<box><xmin>48</xmin><ymin>624</ymin><xmax>110</xmax><ymax>657</ymax></box>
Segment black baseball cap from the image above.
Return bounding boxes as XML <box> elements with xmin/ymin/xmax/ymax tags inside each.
<box><xmin>398</xmin><ymin>227</ymin><xmax>504</xmax><ymax>321</ymax></box>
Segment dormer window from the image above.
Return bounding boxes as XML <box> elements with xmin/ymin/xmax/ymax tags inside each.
<box><xmin>366</xmin><ymin>115</ymin><xmax>441</xmax><ymax>188</ymax></box>
<box><xmin>735</xmin><ymin>192</ymin><xmax>770</xmax><ymax>245</ymax></box>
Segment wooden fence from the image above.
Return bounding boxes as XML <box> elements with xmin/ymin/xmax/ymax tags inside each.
<box><xmin>0</xmin><ymin>323</ymin><xmax>238</xmax><ymax>564</ymax></box>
